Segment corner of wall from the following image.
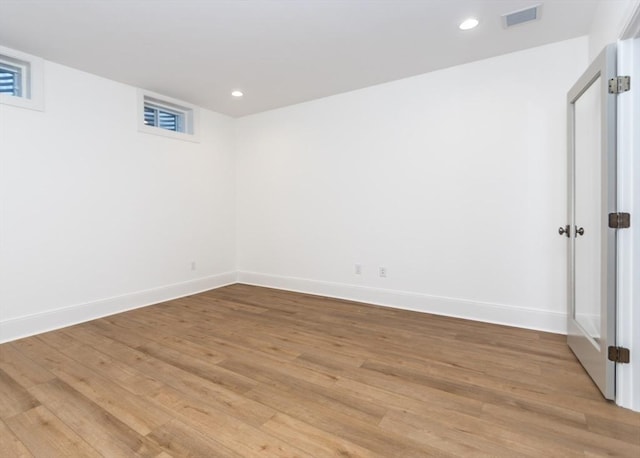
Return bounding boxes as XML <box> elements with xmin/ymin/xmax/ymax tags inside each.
<box><xmin>589</xmin><ymin>0</ymin><xmax>640</xmax><ymax>60</ymax></box>
<box><xmin>0</xmin><ymin>272</ymin><xmax>238</xmax><ymax>344</ymax></box>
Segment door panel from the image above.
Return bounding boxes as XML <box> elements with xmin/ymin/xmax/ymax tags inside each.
<box><xmin>566</xmin><ymin>44</ymin><xmax>617</xmax><ymax>400</ymax></box>
<box><xmin>573</xmin><ymin>76</ymin><xmax>602</xmax><ymax>342</ymax></box>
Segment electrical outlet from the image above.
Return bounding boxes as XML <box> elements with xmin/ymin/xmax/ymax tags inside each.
<box><xmin>379</xmin><ymin>267</ymin><xmax>387</xmax><ymax>278</ymax></box>
<box><xmin>355</xmin><ymin>264</ymin><xmax>362</xmax><ymax>275</ymax></box>
<box><xmin>191</xmin><ymin>261</ymin><xmax>196</xmax><ymax>271</ymax></box>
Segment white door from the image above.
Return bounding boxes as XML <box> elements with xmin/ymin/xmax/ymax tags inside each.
<box><xmin>565</xmin><ymin>44</ymin><xmax>618</xmax><ymax>400</ymax></box>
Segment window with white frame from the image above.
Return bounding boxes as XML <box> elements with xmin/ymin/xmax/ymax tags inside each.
<box><xmin>144</xmin><ymin>103</ymin><xmax>182</xmax><ymax>132</ymax></box>
<box><xmin>0</xmin><ymin>58</ymin><xmax>26</xmax><ymax>97</ymax></box>
<box><xmin>138</xmin><ymin>90</ymin><xmax>199</xmax><ymax>142</ymax></box>
<box><xmin>0</xmin><ymin>45</ymin><xmax>44</xmax><ymax>111</ymax></box>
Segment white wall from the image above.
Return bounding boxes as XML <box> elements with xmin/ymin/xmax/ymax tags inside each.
<box><xmin>236</xmin><ymin>37</ymin><xmax>589</xmax><ymax>333</ymax></box>
<box><xmin>589</xmin><ymin>0</ymin><xmax>640</xmax><ymax>59</ymax></box>
<box><xmin>0</xmin><ymin>59</ymin><xmax>237</xmax><ymax>343</ymax></box>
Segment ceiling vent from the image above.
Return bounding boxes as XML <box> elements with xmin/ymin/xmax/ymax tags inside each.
<box><xmin>502</xmin><ymin>4</ymin><xmax>541</xmax><ymax>28</ymax></box>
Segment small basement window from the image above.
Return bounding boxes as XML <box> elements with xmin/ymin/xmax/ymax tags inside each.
<box><xmin>144</xmin><ymin>104</ymin><xmax>182</xmax><ymax>132</ymax></box>
<box><xmin>138</xmin><ymin>90</ymin><xmax>199</xmax><ymax>142</ymax></box>
<box><xmin>0</xmin><ymin>59</ymin><xmax>26</xmax><ymax>97</ymax></box>
<box><xmin>0</xmin><ymin>45</ymin><xmax>44</xmax><ymax>111</ymax></box>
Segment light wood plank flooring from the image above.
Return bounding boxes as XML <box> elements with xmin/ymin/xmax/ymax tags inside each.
<box><xmin>1</xmin><ymin>284</ymin><xmax>639</xmax><ymax>457</ymax></box>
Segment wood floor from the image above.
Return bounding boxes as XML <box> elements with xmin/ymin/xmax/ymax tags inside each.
<box><xmin>1</xmin><ymin>284</ymin><xmax>639</xmax><ymax>457</ymax></box>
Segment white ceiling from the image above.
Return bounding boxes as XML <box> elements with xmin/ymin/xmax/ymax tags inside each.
<box><xmin>0</xmin><ymin>0</ymin><xmax>598</xmax><ymax>117</ymax></box>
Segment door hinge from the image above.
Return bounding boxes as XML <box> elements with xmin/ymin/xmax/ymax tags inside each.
<box><xmin>608</xmin><ymin>346</ymin><xmax>630</xmax><ymax>364</ymax></box>
<box><xmin>608</xmin><ymin>212</ymin><xmax>631</xmax><ymax>229</ymax></box>
<box><xmin>608</xmin><ymin>76</ymin><xmax>631</xmax><ymax>94</ymax></box>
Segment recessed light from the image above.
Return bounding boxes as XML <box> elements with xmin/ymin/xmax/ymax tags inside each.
<box><xmin>231</xmin><ymin>90</ymin><xmax>243</xmax><ymax>97</ymax></box>
<box><xmin>459</xmin><ymin>18</ymin><xmax>479</xmax><ymax>30</ymax></box>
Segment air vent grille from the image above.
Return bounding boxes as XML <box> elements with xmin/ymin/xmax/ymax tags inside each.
<box><xmin>503</xmin><ymin>5</ymin><xmax>540</xmax><ymax>27</ymax></box>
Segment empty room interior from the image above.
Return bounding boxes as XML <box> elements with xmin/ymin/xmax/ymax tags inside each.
<box><xmin>1</xmin><ymin>0</ymin><xmax>640</xmax><ymax>456</ymax></box>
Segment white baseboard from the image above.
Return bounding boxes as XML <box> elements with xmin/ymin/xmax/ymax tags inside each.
<box><xmin>0</xmin><ymin>270</ymin><xmax>567</xmax><ymax>345</ymax></box>
<box><xmin>0</xmin><ymin>271</ymin><xmax>238</xmax><ymax>344</ymax></box>
<box><xmin>237</xmin><ymin>271</ymin><xmax>567</xmax><ymax>334</ymax></box>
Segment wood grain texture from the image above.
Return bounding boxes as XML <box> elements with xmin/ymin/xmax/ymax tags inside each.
<box><xmin>0</xmin><ymin>419</ymin><xmax>33</xmax><ymax>458</ymax></box>
<box><xmin>1</xmin><ymin>284</ymin><xmax>639</xmax><ymax>457</ymax></box>
<box><xmin>5</xmin><ymin>405</ymin><xmax>101</xmax><ymax>457</ymax></box>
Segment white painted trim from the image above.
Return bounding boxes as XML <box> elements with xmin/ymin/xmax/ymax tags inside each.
<box><xmin>0</xmin><ymin>44</ymin><xmax>44</xmax><ymax>112</ymax></box>
<box><xmin>0</xmin><ymin>271</ymin><xmax>237</xmax><ymax>344</ymax></box>
<box><xmin>237</xmin><ymin>271</ymin><xmax>567</xmax><ymax>334</ymax></box>
<box><xmin>620</xmin><ymin>0</ymin><xmax>640</xmax><ymax>39</ymax></box>
<box><xmin>615</xmin><ymin>37</ymin><xmax>640</xmax><ymax>412</ymax></box>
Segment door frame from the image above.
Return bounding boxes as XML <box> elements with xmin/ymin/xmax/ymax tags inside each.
<box><xmin>616</xmin><ymin>19</ymin><xmax>640</xmax><ymax>410</ymax></box>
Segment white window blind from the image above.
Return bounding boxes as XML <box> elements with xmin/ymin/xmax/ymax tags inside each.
<box><xmin>0</xmin><ymin>62</ymin><xmax>22</xmax><ymax>97</ymax></box>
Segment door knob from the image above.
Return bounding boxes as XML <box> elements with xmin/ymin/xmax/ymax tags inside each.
<box><xmin>576</xmin><ymin>227</ymin><xmax>585</xmax><ymax>236</ymax></box>
<box><xmin>558</xmin><ymin>225</ymin><xmax>570</xmax><ymax>237</ymax></box>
